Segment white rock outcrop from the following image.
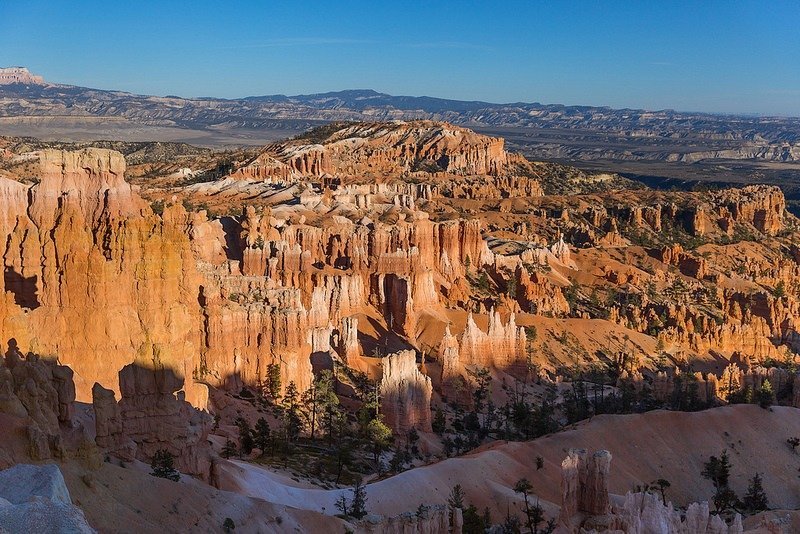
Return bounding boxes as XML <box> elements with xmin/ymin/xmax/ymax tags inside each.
<box><xmin>0</xmin><ymin>463</ymin><xmax>95</xmax><ymax>533</ymax></box>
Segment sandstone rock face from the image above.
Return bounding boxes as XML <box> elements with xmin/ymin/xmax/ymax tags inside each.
<box><xmin>0</xmin><ymin>67</ymin><xmax>45</xmax><ymax>85</ymax></box>
<box><xmin>92</xmin><ymin>364</ymin><xmax>212</xmax><ymax>480</ymax></box>
<box><xmin>794</xmin><ymin>373</ymin><xmax>800</xmax><ymax>408</ymax></box>
<box><xmin>610</xmin><ymin>492</ymin><xmax>743</xmax><ymax>534</ymax></box>
<box><xmin>656</xmin><ymin>244</ymin><xmax>707</xmax><ymax>279</ymax></box>
<box><xmin>557</xmin><ymin>449</ymin><xmax>611</xmax><ymax>529</ymax></box>
<box><xmin>555</xmin><ymin>449</ymin><xmax>745</xmax><ymax>534</ymax></box>
<box><xmin>0</xmin><ymin>149</ymin><xmax>206</xmax><ymax>407</ymax></box>
<box><xmin>708</xmin><ymin>185</ymin><xmax>786</xmax><ymax>236</ymax></box>
<box><xmin>0</xmin><ymin>145</ymin><xmax>544</xmax><ymax>419</ymax></box>
<box><xmin>380</xmin><ymin>350</ymin><xmax>432</xmax><ymax>434</ymax></box>
<box><xmin>0</xmin><ymin>463</ymin><xmax>95</xmax><ymax>533</ymax></box>
<box><xmin>458</xmin><ymin>311</ymin><xmax>527</xmax><ymax>369</ymax></box>
<box><xmin>268</xmin><ymin>121</ymin><xmax>510</xmax><ymax>179</ymax></box>
<box><xmin>353</xmin><ymin>505</ymin><xmax>450</xmax><ymax>533</ymax></box>
<box><xmin>0</xmin><ymin>346</ymin><xmax>75</xmax><ymax>461</ymax></box>
<box><xmin>91</xmin><ymin>383</ymin><xmax>136</xmax><ymax>461</ymax></box>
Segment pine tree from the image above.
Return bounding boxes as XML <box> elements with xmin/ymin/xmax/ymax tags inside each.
<box><xmin>313</xmin><ymin>370</ymin><xmax>341</xmax><ymax>442</ymax></box>
<box><xmin>235</xmin><ymin>417</ymin><xmax>254</xmax><ymax>455</ymax></box>
<box><xmin>350</xmin><ymin>479</ymin><xmax>368</xmax><ymax>519</ymax></box>
<box><xmin>773</xmin><ymin>280</ymin><xmax>786</xmax><ymax>298</ymax></box>
<box><xmin>334</xmin><ymin>494</ymin><xmax>349</xmax><ymax>517</ymax></box>
<box><xmin>432</xmin><ymin>408</ymin><xmax>446</xmax><ymax>434</ymax></box>
<box><xmin>265</xmin><ymin>363</ymin><xmax>282</xmax><ymax>401</ymax></box>
<box><xmin>514</xmin><ymin>478</ymin><xmax>546</xmax><ymax>533</ymax></box>
<box><xmin>253</xmin><ymin>417</ymin><xmax>271</xmax><ymax>452</ymax></box>
<box><xmin>652</xmin><ymin>478</ymin><xmax>671</xmax><ymax>506</ymax></box>
<box><xmin>757</xmin><ymin>379</ymin><xmax>774</xmax><ymax>408</ymax></box>
<box><xmin>281</xmin><ymin>381</ymin><xmax>303</xmax><ymax>441</ymax></box>
<box><xmin>743</xmin><ymin>473</ymin><xmax>769</xmax><ymax>512</ymax></box>
<box><xmin>463</xmin><ymin>504</ymin><xmax>491</xmax><ymax>534</ymax></box>
<box><xmin>701</xmin><ymin>450</ymin><xmax>731</xmax><ymax>489</ymax></box>
<box><xmin>447</xmin><ymin>484</ymin><xmax>465</xmax><ymax>510</ymax></box>
<box><xmin>366</xmin><ymin>418</ymin><xmax>392</xmax><ymax>468</ymax></box>
<box><xmin>150</xmin><ymin>449</ymin><xmax>180</xmax><ymax>481</ymax></box>
<box><xmin>221</xmin><ymin>439</ymin><xmax>238</xmax><ymax>459</ymax></box>
<box><xmin>701</xmin><ymin>450</ymin><xmax>739</xmax><ymax>513</ymax></box>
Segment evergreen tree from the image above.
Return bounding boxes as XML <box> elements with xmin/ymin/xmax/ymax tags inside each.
<box><xmin>235</xmin><ymin>417</ymin><xmax>254</xmax><ymax>455</ymax></box>
<box><xmin>773</xmin><ymin>280</ymin><xmax>786</xmax><ymax>298</ymax></box>
<box><xmin>447</xmin><ymin>484</ymin><xmax>465</xmax><ymax>510</ymax></box>
<box><xmin>506</xmin><ymin>276</ymin><xmax>518</xmax><ymax>299</ymax></box>
<box><xmin>281</xmin><ymin>381</ymin><xmax>303</xmax><ymax>441</ymax></box>
<box><xmin>702</xmin><ymin>450</ymin><xmax>732</xmax><ymax>489</ymax></box>
<box><xmin>514</xmin><ymin>478</ymin><xmax>546</xmax><ymax>533</ymax></box>
<box><xmin>222</xmin><ymin>517</ymin><xmax>235</xmax><ymax>533</ymax></box>
<box><xmin>300</xmin><ymin>371</ymin><xmax>338</xmax><ymax>441</ymax></box>
<box><xmin>350</xmin><ymin>479</ymin><xmax>368</xmax><ymax>519</ymax></box>
<box><xmin>150</xmin><ymin>449</ymin><xmax>180</xmax><ymax>482</ymax></box>
<box><xmin>314</xmin><ymin>370</ymin><xmax>342</xmax><ymax>442</ymax></box>
<box><xmin>446</xmin><ymin>484</ymin><xmax>466</xmax><ymax>529</ymax></box>
<box><xmin>265</xmin><ymin>363</ymin><xmax>282</xmax><ymax>401</ymax></box>
<box><xmin>334</xmin><ymin>439</ymin><xmax>354</xmax><ymax>484</ymax></box>
<box><xmin>501</xmin><ymin>512</ymin><xmax>522</xmax><ymax>534</ymax></box>
<box><xmin>432</xmin><ymin>407</ymin><xmax>446</xmax><ymax>434</ymax></box>
<box><xmin>366</xmin><ymin>418</ymin><xmax>392</xmax><ymax>468</ymax></box>
<box><xmin>334</xmin><ymin>494</ymin><xmax>349</xmax><ymax>517</ymax></box>
<box><xmin>470</xmin><ymin>367</ymin><xmax>492</xmax><ymax>414</ymax></box>
<box><xmin>652</xmin><ymin>479</ymin><xmax>671</xmax><ymax>506</ymax></box>
<box><xmin>743</xmin><ymin>473</ymin><xmax>769</xmax><ymax>512</ymax></box>
<box><xmin>463</xmin><ymin>504</ymin><xmax>491</xmax><ymax>534</ymax></box>
<box><xmin>757</xmin><ymin>379</ymin><xmax>774</xmax><ymax>408</ymax></box>
<box><xmin>253</xmin><ymin>417</ymin><xmax>271</xmax><ymax>452</ymax></box>
<box><xmin>701</xmin><ymin>451</ymin><xmax>739</xmax><ymax>513</ymax></box>
<box><xmin>221</xmin><ymin>439</ymin><xmax>238</xmax><ymax>459</ymax></box>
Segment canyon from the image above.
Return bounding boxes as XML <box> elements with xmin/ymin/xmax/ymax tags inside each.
<box><xmin>1</xmin><ymin>120</ymin><xmax>799</xmax><ymax>532</ymax></box>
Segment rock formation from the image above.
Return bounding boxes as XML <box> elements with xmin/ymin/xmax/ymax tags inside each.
<box><xmin>557</xmin><ymin>449</ymin><xmax>611</xmax><ymax>529</ymax></box>
<box><xmin>0</xmin><ymin>344</ymin><xmax>75</xmax><ymax>461</ymax></box>
<box><xmin>555</xmin><ymin>449</ymin><xmax>745</xmax><ymax>534</ymax></box>
<box><xmin>92</xmin><ymin>363</ymin><xmax>212</xmax><ymax>479</ymax></box>
<box><xmin>0</xmin><ymin>149</ymin><xmax>206</xmax><ymax>407</ymax></box>
<box><xmin>0</xmin><ymin>463</ymin><xmax>95</xmax><ymax>533</ymax></box>
<box><xmin>0</xmin><ymin>67</ymin><xmax>45</xmax><ymax>85</ymax></box>
<box><xmin>267</xmin><ymin>121</ymin><xmax>510</xmax><ymax>180</ymax></box>
<box><xmin>354</xmin><ymin>505</ymin><xmax>450</xmax><ymax>534</ymax></box>
<box><xmin>457</xmin><ymin>311</ymin><xmax>527</xmax><ymax>368</ymax></box>
<box><xmin>380</xmin><ymin>350</ymin><xmax>432</xmax><ymax>434</ymax></box>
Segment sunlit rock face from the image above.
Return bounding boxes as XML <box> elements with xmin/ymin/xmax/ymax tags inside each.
<box><xmin>0</xmin><ymin>149</ymin><xmax>206</xmax><ymax>406</ymax></box>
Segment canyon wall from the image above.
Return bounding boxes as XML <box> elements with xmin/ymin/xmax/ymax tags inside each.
<box><xmin>0</xmin><ymin>149</ymin><xmax>206</xmax><ymax>406</ymax></box>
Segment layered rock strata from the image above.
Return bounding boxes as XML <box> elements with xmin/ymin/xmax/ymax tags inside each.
<box><xmin>92</xmin><ymin>363</ymin><xmax>212</xmax><ymax>479</ymax></box>
<box><xmin>380</xmin><ymin>350</ymin><xmax>433</xmax><ymax>434</ymax></box>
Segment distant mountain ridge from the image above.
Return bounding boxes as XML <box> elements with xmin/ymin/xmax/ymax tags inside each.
<box><xmin>0</xmin><ymin>68</ymin><xmax>798</xmax><ymax>162</ymax></box>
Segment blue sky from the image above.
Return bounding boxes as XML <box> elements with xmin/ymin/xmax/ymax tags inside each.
<box><xmin>1</xmin><ymin>1</ymin><xmax>798</xmax><ymax>116</ymax></box>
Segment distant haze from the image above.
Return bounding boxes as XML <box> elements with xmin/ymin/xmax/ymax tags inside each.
<box><xmin>0</xmin><ymin>1</ymin><xmax>798</xmax><ymax>117</ymax></box>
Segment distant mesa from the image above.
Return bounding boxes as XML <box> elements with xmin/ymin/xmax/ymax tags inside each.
<box><xmin>0</xmin><ymin>66</ymin><xmax>45</xmax><ymax>85</ymax></box>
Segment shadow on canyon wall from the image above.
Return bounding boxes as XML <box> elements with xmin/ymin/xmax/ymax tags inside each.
<box><xmin>3</xmin><ymin>268</ymin><xmax>39</xmax><ymax>310</ymax></box>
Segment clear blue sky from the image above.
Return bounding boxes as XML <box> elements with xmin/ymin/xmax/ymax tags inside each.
<box><xmin>1</xmin><ymin>1</ymin><xmax>798</xmax><ymax>116</ymax></box>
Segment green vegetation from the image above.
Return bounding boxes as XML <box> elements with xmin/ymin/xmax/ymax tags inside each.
<box><xmin>701</xmin><ymin>450</ymin><xmax>739</xmax><ymax>514</ymax></box>
<box><xmin>742</xmin><ymin>473</ymin><xmax>769</xmax><ymax>513</ymax></box>
<box><xmin>335</xmin><ymin>479</ymin><xmax>368</xmax><ymax>519</ymax></box>
<box><xmin>150</xmin><ymin>449</ymin><xmax>180</xmax><ymax>482</ymax></box>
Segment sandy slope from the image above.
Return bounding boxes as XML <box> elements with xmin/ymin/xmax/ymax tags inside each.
<box><xmin>219</xmin><ymin>405</ymin><xmax>800</xmax><ymax>522</ymax></box>
<box><xmin>61</xmin><ymin>460</ymin><xmax>350</xmax><ymax>533</ymax></box>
